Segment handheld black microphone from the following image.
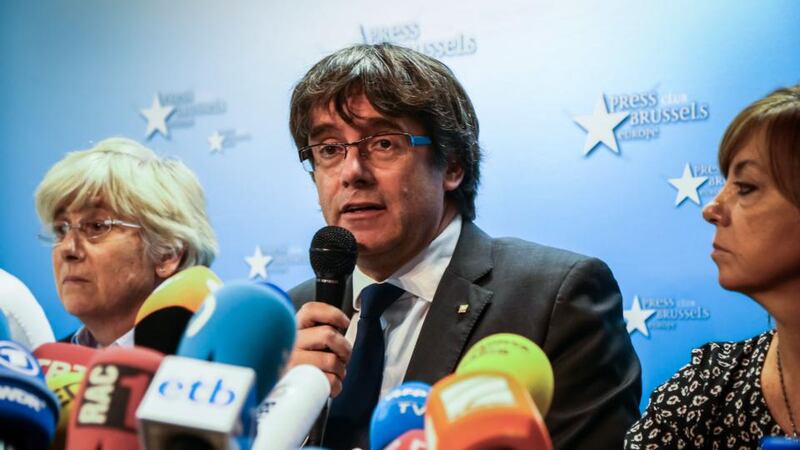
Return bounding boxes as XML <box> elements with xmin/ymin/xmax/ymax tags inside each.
<box><xmin>308</xmin><ymin>226</ymin><xmax>357</xmax><ymax>446</ymax></box>
<box><xmin>310</xmin><ymin>225</ymin><xmax>357</xmax><ymax>308</ymax></box>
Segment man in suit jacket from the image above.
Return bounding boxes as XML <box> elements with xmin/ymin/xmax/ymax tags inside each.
<box><xmin>286</xmin><ymin>43</ymin><xmax>641</xmax><ymax>450</ymax></box>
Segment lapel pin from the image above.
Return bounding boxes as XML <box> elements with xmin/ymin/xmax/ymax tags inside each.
<box><xmin>457</xmin><ymin>304</ymin><xmax>469</xmax><ymax>314</ymax></box>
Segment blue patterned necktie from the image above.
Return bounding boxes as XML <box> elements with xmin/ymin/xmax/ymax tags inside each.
<box><xmin>325</xmin><ymin>282</ymin><xmax>405</xmax><ymax>450</ymax></box>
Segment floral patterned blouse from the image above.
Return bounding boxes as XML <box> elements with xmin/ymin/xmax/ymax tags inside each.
<box><xmin>625</xmin><ymin>331</ymin><xmax>790</xmax><ymax>449</ymax></box>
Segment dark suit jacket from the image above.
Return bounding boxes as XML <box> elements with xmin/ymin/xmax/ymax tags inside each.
<box><xmin>290</xmin><ymin>221</ymin><xmax>641</xmax><ymax>450</ymax></box>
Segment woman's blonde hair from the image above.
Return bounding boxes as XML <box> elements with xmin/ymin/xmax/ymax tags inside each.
<box><xmin>35</xmin><ymin>137</ymin><xmax>217</xmax><ymax>269</ymax></box>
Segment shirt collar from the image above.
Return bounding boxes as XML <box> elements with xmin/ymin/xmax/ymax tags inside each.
<box><xmin>72</xmin><ymin>326</ymin><xmax>135</xmax><ymax>349</ymax></box>
<box><xmin>352</xmin><ymin>215</ymin><xmax>462</xmax><ymax>311</ymax></box>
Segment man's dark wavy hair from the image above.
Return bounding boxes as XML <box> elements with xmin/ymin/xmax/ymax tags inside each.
<box><xmin>289</xmin><ymin>43</ymin><xmax>481</xmax><ymax>221</ymax></box>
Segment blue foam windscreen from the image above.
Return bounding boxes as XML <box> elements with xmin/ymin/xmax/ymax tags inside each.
<box><xmin>370</xmin><ymin>381</ymin><xmax>431</xmax><ymax>450</ymax></box>
<box><xmin>177</xmin><ymin>282</ymin><xmax>297</xmax><ymax>400</ymax></box>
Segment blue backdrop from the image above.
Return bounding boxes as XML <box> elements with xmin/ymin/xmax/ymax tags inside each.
<box><xmin>1</xmin><ymin>1</ymin><xmax>799</xmax><ymax>410</ymax></box>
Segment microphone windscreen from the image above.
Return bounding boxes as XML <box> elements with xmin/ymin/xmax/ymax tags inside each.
<box><xmin>34</xmin><ymin>342</ymin><xmax>96</xmax><ymax>380</ymax></box>
<box><xmin>47</xmin><ymin>371</ymin><xmax>83</xmax><ymax>450</ymax></box>
<box><xmin>177</xmin><ymin>282</ymin><xmax>296</xmax><ymax>400</ymax></box>
<box><xmin>253</xmin><ymin>364</ymin><xmax>330</xmax><ymax>450</ymax></box>
<box><xmin>135</xmin><ymin>266</ymin><xmax>222</xmax><ymax>354</ymax></box>
<box><xmin>384</xmin><ymin>429</ymin><xmax>427</xmax><ymax>450</ymax></box>
<box><xmin>424</xmin><ymin>371</ymin><xmax>552</xmax><ymax>450</ymax></box>
<box><xmin>310</xmin><ymin>226</ymin><xmax>357</xmax><ymax>279</ymax></box>
<box><xmin>136</xmin><ymin>355</ymin><xmax>257</xmax><ymax>450</ymax></box>
<box><xmin>370</xmin><ymin>382</ymin><xmax>430</xmax><ymax>450</ymax></box>
<box><xmin>762</xmin><ymin>437</ymin><xmax>800</xmax><ymax>449</ymax></box>
<box><xmin>456</xmin><ymin>333</ymin><xmax>554</xmax><ymax>416</ymax></box>
<box><xmin>0</xmin><ymin>340</ymin><xmax>60</xmax><ymax>449</ymax></box>
<box><xmin>66</xmin><ymin>347</ymin><xmax>163</xmax><ymax>450</ymax></box>
<box><xmin>0</xmin><ymin>269</ymin><xmax>56</xmax><ymax>350</ymax></box>
<box><xmin>252</xmin><ymin>280</ymin><xmax>293</xmax><ymax>308</ymax></box>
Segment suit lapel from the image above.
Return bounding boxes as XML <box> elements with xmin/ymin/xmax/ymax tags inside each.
<box><xmin>403</xmin><ymin>222</ymin><xmax>494</xmax><ymax>384</ymax></box>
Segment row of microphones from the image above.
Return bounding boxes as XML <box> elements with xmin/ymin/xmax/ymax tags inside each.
<box><xmin>2</xmin><ymin>226</ymin><xmax>557</xmax><ymax>450</ymax></box>
<box><xmin>135</xmin><ymin>226</ymin><xmax>355</xmax><ymax>450</ymax></box>
<box><xmin>137</xmin><ymin>281</ymin><xmax>296</xmax><ymax>449</ymax></box>
<box><xmin>1</xmin><ymin>261</ymin><xmax>303</xmax><ymax>449</ymax></box>
<box><xmin>271</xmin><ymin>331</ymin><xmax>555</xmax><ymax>450</ymax></box>
<box><xmin>130</xmin><ymin>265</ymin><xmax>295</xmax><ymax>448</ymax></box>
<box><xmin>361</xmin><ymin>333</ymin><xmax>555</xmax><ymax>450</ymax></box>
<box><xmin>0</xmin><ymin>224</ymin><xmax>343</xmax><ymax>449</ymax></box>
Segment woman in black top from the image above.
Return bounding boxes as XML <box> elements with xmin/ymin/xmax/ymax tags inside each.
<box><xmin>626</xmin><ymin>85</ymin><xmax>800</xmax><ymax>449</ymax></box>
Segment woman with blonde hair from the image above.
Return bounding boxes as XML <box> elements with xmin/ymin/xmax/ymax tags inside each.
<box><xmin>626</xmin><ymin>85</ymin><xmax>800</xmax><ymax>448</ymax></box>
<box><xmin>35</xmin><ymin>137</ymin><xmax>217</xmax><ymax>348</ymax></box>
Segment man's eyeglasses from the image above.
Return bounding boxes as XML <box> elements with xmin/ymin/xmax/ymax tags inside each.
<box><xmin>298</xmin><ymin>132</ymin><xmax>432</xmax><ymax>173</ymax></box>
<box><xmin>38</xmin><ymin>218</ymin><xmax>142</xmax><ymax>246</ymax></box>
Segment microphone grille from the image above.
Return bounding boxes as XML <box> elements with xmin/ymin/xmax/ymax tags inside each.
<box><xmin>310</xmin><ymin>226</ymin><xmax>357</xmax><ymax>277</ymax></box>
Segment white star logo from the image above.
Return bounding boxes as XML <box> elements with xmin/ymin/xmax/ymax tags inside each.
<box><xmin>140</xmin><ymin>95</ymin><xmax>175</xmax><ymax>139</ymax></box>
<box><xmin>208</xmin><ymin>131</ymin><xmax>225</xmax><ymax>153</ymax></box>
<box><xmin>668</xmin><ymin>163</ymin><xmax>708</xmax><ymax>206</ymax></box>
<box><xmin>623</xmin><ymin>296</ymin><xmax>656</xmax><ymax>337</ymax></box>
<box><xmin>573</xmin><ymin>94</ymin><xmax>629</xmax><ymax>155</ymax></box>
<box><xmin>245</xmin><ymin>245</ymin><xmax>273</xmax><ymax>279</ymax></box>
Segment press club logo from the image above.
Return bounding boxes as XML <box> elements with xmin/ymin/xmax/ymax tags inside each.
<box><xmin>359</xmin><ymin>21</ymin><xmax>477</xmax><ymax>59</ymax></box>
<box><xmin>572</xmin><ymin>88</ymin><xmax>711</xmax><ymax>156</ymax></box>
<box><xmin>624</xmin><ymin>295</ymin><xmax>711</xmax><ymax>338</ymax></box>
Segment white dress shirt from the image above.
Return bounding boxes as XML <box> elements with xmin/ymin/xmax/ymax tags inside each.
<box><xmin>347</xmin><ymin>215</ymin><xmax>462</xmax><ymax>398</ymax></box>
<box><xmin>72</xmin><ymin>326</ymin><xmax>135</xmax><ymax>349</ymax></box>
